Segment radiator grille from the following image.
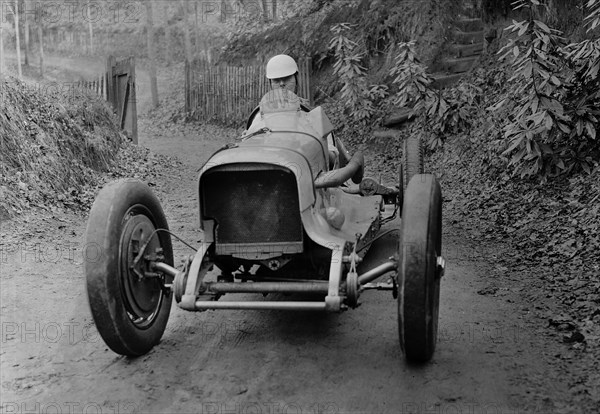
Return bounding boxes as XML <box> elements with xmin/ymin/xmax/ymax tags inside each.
<box><xmin>201</xmin><ymin>166</ymin><xmax>303</xmax><ymax>244</ymax></box>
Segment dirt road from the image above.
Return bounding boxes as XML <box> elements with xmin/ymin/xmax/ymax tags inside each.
<box><xmin>0</xmin><ymin>54</ymin><xmax>582</xmax><ymax>414</ymax></box>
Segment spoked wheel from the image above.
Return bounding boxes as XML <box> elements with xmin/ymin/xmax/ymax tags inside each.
<box><xmin>402</xmin><ymin>136</ymin><xmax>424</xmax><ymax>193</ymax></box>
<box><xmin>398</xmin><ymin>174</ymin><xmax>442</xmax><ymax>363</ymax></box>
<box><xmin>84</xmin><ymin>180</ymin><xmax>174</xmax><ymax>356</ymax></box>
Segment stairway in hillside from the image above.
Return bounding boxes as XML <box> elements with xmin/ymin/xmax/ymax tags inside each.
<box><xmin>383</xmin><ymin>7</ymin><xmax>485</xmax><ymax>128</ymax></box>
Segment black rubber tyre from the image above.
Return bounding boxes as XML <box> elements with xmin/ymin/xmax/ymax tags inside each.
<box><xmin>397</xmin><ymin>163</ymin><xmax>404</xmax><ymax>211</ymax></box>
<box><xmin>398</xmin><ymin>174</ymin><xmax>442</xmax><ymax>363</ymax></box>
<box><xmin>84</xmin><ymin>180</ymin><xmax>174</xmax><ymax>356</ymax></box>
<box><xmin>402</xmin><ymin>136</ymin><xmax>424</xmax><ymax>192</ymax></box>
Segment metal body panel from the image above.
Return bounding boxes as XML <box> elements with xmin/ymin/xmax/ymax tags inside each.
<box><xmin>244</xmin><ymin>106</ymin><xmax>330</xmax><ymax>172</ymax></box>
<box><xmin>357</xmin><ymin>205</ymin><xmax>400</xmax><ymax>275</ymax></box>
<box><xmin>197</xmin><ymin>147</ymin><xmax>317</xmax><ymax>224</ymax></box>
<box><xmin>239</xmin><ymin>129</ymin><xmax>328</xmax><ymax>175</ymax></box>
<box><xmin>315</xmin><ymin>188</ymin><xmax>382</xmax><ymax>244</ymax></box>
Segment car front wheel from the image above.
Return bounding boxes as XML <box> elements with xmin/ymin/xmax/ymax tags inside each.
<box><xmin>398</xmin><ymin>174</ymin><xmax>442</xmax><ymax>363</ymax></box>
<box><xmin>84</xmin><ymin>180</ymin><xmax>174</xmax><ymax>356</ymax></box>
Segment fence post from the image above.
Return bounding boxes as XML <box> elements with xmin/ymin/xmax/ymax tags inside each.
<box><xmin>241</xmin><ymin>66</ymin><xmax>244</xmax><ymax>113</ymax></box>
<box><xmin>129</xmin><ymin>57</ymin><xmax>138</xmax><ymax>144</ymax></box>
<box><xmin>230</xmin><ymin>65</ymin><xmax>234</xmax><ymax>121</ymax></box>
<box><xmin>307</xmin><ymin>57</ymin><xmax>313</xmax><ymax>107</ymax></box>
<box><xmin>106</xmin><ymin>55</ymin><xmax>116</xmax><ymax>112</ymax></box>
<box><xmin>205</xmin><ymin>60</ymin><xmax>209</xmax><ymax>122</ymax></box>
<box><xmin>206</xmin><ymin>61</ymin><xmax>210</xmax><ymax>121</ymax></box>
<box><xmin>259</xmin><ymin>66</ymin><xmax>264</xmax><ymax>100</ymax></box>
<box><xmin>197</xmin><ymin>59</ymin><xmax>201</xmax><ymax>121</ymax></box>
<box><xmin>218</xmin><ymin>64</ymin><xmax>223</xmax><ymax>123</ymax></box>
<box><xmin>255</xmin><ymin>65</ymin><xmax>258</xmax><ymax>103</ymax></box>
<box><xmin>235</xmin><ymin>65</ymin><xmax>238</xmax><ymax>120</ymax></box>
<box><xmin>214</xmin><ymin>66</ymin><xmax>218</xmax><ymax>121</ymax></box>
<box><xmin>235</xmin><ymin>66</ymin><xmax>240</xmax><ymax>121</ymax></box>
<box><xmin>198</xmin><ymin>60</ymin><xmax>203</xmax><ymax>122</ymax></box>
<box><xmin>196</xmin><ymin>59</ymin><xmax>199</xmax><ymax>122</ymax></box>
<box><xmin>185</xmin><ymin>59</ymin><xmax>189</xmax><ymax>115</ymax></box>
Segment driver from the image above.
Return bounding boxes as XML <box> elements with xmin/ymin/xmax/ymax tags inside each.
<box><xmin>265</xmin><ymin>54</ymin><xmax>301</xmax><ymax>97</ymax></box>
<box><xmin>265</xmin><ymin>54</ymin><xmax>351</xmax><ymax>169</ymax></box>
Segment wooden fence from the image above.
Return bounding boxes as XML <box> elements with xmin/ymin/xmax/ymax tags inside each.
<box><xmin>106</xmin><ymin>56</ymin><xmax>138</xmax><ymax>144</ymax></box>
<box><xmin>185</xmin><ymin>58</ymin><xmax>313</xmax><ymax>126</ymax></box>
<box><xmin>76</xmin><ymin>56</ymin><xmax>138</xmax><ymax>144</ymax></box>
<box><xmin>76</xmin><ymin>74</ymin><xmax>107</xmax><ymax>99</ymax></box>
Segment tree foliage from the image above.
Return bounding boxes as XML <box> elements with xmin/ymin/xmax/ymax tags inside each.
<box><xmin>389</xmin><ymin>41</ymin><xmax>479</xmax><ymax>150</ymax></box>
<box><xmin>328</xmin><ymin>23</ymin><xmax>387</xmax><ymax>123</ymax></box>
<box><xmin>493</xmin><ymin>0</ymin><xmax>600</xmax><ymax>180</ymax></box>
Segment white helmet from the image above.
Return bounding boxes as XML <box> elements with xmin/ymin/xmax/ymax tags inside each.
<box><xmin>266</xmin><ymin>54</ymin><xmax>298</xmax><ymax>79</ymax></box>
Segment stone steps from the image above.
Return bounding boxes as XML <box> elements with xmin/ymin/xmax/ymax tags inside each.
<box><xmin>449</xmin><ymin>42</ymin><xmax>484</xmax><ymax>58</ymax></box>
<box><xmin>452</xmin><ymin>29</ymin><xmax>485</xmax><ymax>44</ymax></box>
<box><xmin>383</xmin><ymin>12</ymin><xmax>484</xmax><ymax>128</ymax></box>
<box><xmin>442</xmin><ymin>56</ymin><xmax>480</xmax><ymax>74</ymax></box>
<box><xmin>454</xmin><ymin>17</ymin><xmax>484</xmax><ymax>32</ymax></box>
<box><xmin>431</xmin><ymin>73</ymin><xmax>465</xmax><ymax>89</ymax></box>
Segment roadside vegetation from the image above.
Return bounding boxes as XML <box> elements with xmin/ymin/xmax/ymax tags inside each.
<box><xmin>0</xmin><ymin>79</ymin><xmax>177</xmax><ymax>218</ymax></box>
<box><xmin>0</xmin><ymin>80</ymin><xmax>122</xmax><ymax>217</ymax></box>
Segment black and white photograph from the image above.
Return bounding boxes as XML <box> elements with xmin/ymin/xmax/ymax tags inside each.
<box><xmin>0</xmin><ymin>0</ymin><xmax>599</xmax><ymax>413</ymax></box>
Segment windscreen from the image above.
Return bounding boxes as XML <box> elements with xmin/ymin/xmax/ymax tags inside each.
<box><xmin>260</xmin><ymin>89</ymin><xmax>301</xmax><ymax>114</ymax></box>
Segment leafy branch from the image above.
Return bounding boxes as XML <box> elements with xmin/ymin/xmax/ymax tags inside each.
<box><xmin>494</xmin><ymin>0</ymin><xmax>600</xmax><ymax>180</ymax></box>
<box><xmin>389</xmin><ymin>41</ymin><xmax>478</xmax><ymax>150</ymax></box>
<box><xmin>328</xmin><ymin>23</ymin><xmax>387</xmax><ymax>123</ymax></box>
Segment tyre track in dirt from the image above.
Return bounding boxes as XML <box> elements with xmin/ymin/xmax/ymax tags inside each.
<box><xmin>0</xmin><ymin>54</ymin><xmax>580</xmax><ymax>414</ymax></box>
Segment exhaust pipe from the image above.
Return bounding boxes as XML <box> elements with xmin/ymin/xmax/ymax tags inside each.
<box><xmin>314</xmin><ymin>151</ymin><xmax>364</xmax><ymax>188</ymax></box>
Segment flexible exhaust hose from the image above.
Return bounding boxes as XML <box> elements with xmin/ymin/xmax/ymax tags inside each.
<box><xmin>314</xmin><ymin>151</ymin><xmax>364</xmax><ymax>188</ymax></box>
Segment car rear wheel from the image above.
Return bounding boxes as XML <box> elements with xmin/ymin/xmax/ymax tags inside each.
<box><xmin>402</xmin><ymin>136</ymin><xmax>424</xmax><ymax>193</ymax></box>
<box><xmin>398</xmin><ymin>174</ymin><xmax>442</xmax><ymax>363</ymax></box>
<box><xmin>84</xmin><ymin>180</ymin><xmax>174</xmax><ymax>356</ymax></box>
<box><xmin>397</xmin><ymin>163</ymin><xmax>404</xmax><ymax>211</ymax></box>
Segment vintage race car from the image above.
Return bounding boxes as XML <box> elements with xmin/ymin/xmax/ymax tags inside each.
<box><xmin>84</xmin><ymin>89</ymin><xmax>444</xmax><ymax>363</ymax></box>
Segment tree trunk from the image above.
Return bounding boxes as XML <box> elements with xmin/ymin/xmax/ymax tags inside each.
<box><xmin>180</xmin><ymin>0</ymin><xmax>193</xmax><ymax>63</ymax></box>
<box><xmin>24</xmin><ymin>0</ymin><xmax>29</xmax><ymax>66</ymax></box>
<box><xmin>194</xmin><ymin>1</ymin><xmax>199</xmax><ymax>55</ymax></box>
<box><xmin>14</xmin><ymin>0</ymin><xmax>22</xmax><ymax>78</ymax></box>
<box><xmin>163</xmin><ymin>2</ymin><xmax>172</xmax><ymax>63</ymax></box>
<box><xmin>38</xmin><ymin>16</ymin><xmax>44</xmax><ymax>76</ymax></box>
<box><xmin>261</xmin><ymin>0</ymin><xmax>269</xmax><ymax>21</ymax></box>
<box><xmin>145</xmin><ymin>0</ymin><xmax>159</xmax><ymax>109</ymax></box>
<box><xmin>88</xmin><ymin>19</ymin><xmax>93</xmax><ymax>54</ymax></box>
<box><xmin>0</xmin><ymin>26</ymin><xmax>4</xmax><ymax>77</ymax></box>
<box><xmin>272</xmin><ymin>0</ymin><xmax>277</xmax><ymax>21</ymax></box>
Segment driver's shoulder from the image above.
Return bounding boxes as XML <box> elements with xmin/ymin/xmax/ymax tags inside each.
<box><xmin>299</xmin><ymin>97</ymin><xmax>311</xmax><ymax>110</ymax></box>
